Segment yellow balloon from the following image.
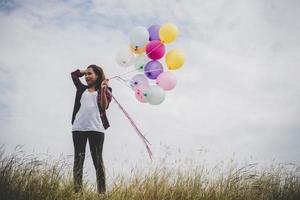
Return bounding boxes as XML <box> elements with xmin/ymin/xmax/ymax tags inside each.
<box><xmin>166</xmin><ymin>49</ymin><xmax>185</xmax><ymax>70</ymax></box>
<box><xmin>130</xmin><ymin>45</ymin><xmax>145</xmax><ymax>54</ymax></box>
<box><xmin>159</xmin><ymin>23</ymin><xmax>178</xmax><ymax>43</ymax></box>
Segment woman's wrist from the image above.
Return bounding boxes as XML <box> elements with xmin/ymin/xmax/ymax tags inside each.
<box><xmin>79</xmin><ymin>69</ymin><xmax>86</xmax><ymax>75</ymax></box>
<box><xmin>101</xmin><ymin>86</ymin><xmax>107</xmax><ymax>91</ymax></box>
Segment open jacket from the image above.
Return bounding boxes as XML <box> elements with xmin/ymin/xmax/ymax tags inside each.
<box><xmin>71</xmin><ymin>69</ymin><xmax>112</xmax><ymax>130</ymax></box>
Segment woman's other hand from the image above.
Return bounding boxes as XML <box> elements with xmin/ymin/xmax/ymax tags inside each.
<box><xmin>101</xmin><ymin>79</ymin><xmax>109</xmax><ymax>91</ymax></box>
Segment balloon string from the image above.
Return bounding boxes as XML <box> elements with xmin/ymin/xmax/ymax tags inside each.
<box><xmin>106</xmin><ymin>89</ymin><xmax>153</xmax><ymax>162</ymax></box>
<box><xmin>116</xmin><ymin>76</ymin><xmax>130</xmax><ymax>82</ymax></box>
<box><xmin>108</xmin><ymin>42</ymin><xmax>163</xmax><ymax>80</ymax></box>
<box><xmin>112</xmin><ymin>67</ymin><xmax>168</xmax><ymax>94</ymax></box>
<box><xmin>108</xmin><ymin>67</ymin><xmax>166</xmax><ymax>84</ymax></box>
<box><xmin>115</xmin><ymin>77</ymin><xmax>132</xmax><ymax>89</ymax></box>
<box><xmin>109</xmin><ymin>68</ymin><xmax>140</xmax><ymax>80</ymax></box>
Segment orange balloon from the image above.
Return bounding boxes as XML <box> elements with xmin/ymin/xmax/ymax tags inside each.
<box><xmin>130</xmin><ymin>45</ymin><xmax>145</xmax><ymax>54</ymax></box>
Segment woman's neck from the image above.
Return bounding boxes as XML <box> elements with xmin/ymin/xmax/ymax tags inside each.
<box><xmin>87</xmin><ymin>84</ymin><xmax>96</xmax><ymax>92</ymax></box>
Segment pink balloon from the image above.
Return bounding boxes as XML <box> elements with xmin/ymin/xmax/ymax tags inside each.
<box><xmin>156</xmin><ymin>71</ymin><xmax>177</xmax><ymax>91</ymax></box>
<box><xmin>146</xmin><ymin>40</ymin><xmax>165</xmax><ymax>60</ymax></box>
<box><xmin>134</xmin><ymin>84</ymin><xmax>149</xmax><ymax>103</ymax></box>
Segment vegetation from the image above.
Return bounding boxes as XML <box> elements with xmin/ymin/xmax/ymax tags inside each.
<box><xmin>0</xmin><ymin>145</ymin><xmax>299</xmax><ymax>200</ymax></box>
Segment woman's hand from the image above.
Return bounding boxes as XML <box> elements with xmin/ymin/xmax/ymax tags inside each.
<box><xmin>101</xmin><ymin>79</ymin><xmax>109</xmax><ymax>91</ymax></box>
<box><xmin>80</xmin><ymin>69</ymin><xmax>86</xmax><ymax>75</ymax></box>
<box><xmin>100</xmin><ymin>79</ymin><xmax>109</xmax><ymax>110</ymax></box>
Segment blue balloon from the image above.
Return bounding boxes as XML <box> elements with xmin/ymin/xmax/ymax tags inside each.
<box><xmin>148</xmin><ymin>25</ymin><xmax>160</xmax><ymax>41</ymax></box>
<box><xmin>144</xmin><ymin>60</ymin><xmax>163</xmax><ymax>79</ymax></box>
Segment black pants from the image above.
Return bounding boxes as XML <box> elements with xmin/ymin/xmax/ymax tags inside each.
<box><xmin>72</xmin><ymin>130</ymin><xmax>105</xmax><ymax>193</ymax></box>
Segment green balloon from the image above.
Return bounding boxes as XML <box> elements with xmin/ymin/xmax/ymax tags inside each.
<box><xmin>144</xmin><ymin>85</ymin><xmax>165</xmax><ymax>105</ymax></box>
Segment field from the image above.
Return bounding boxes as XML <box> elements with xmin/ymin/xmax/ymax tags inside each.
<box><xmin>0</xmin><ymin>145</ymin><xmax>299</xmax><ymax>200</ymax></box>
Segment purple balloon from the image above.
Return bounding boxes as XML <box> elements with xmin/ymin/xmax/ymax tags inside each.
<box><xmin>148</xmin><ymin>25</ymin><xmax>160</xmax><ymax>41</ymax></box>
<box><xmin>144</xmin><ymin>60</ymin><xmax>163</xmax><ymax>79</ymax></box>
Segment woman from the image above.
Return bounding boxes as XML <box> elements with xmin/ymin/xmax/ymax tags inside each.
<box><xmin>70</xmin><ymin>64</ymin><xmax>112</xmax><ymax>194</ymax></box>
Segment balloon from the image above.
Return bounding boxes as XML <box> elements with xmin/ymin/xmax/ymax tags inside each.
<box><xmin>144</xmin><ymin>60</ymin><xmax>163</xmax><ymax>80</ymax></box>
<box><xmin>134</xmin><ymin>54</ymin><xmax>151</xmax><ymax>72</ymax></box>
<box><xmin>146</xmin><ymin>40</ymin><xmax>165</xmax><ymax>60</ymax></box>
<box><xmin>116</xmin><ymin>47</ymin><xmax>135</xmax><ymax>67</ymax></box>
<box><xmin>130</xmin><ymin>74</ymin><xmax>149</xmax><ymax>91</ymax></box>
<box><xmin>131</xmin><ymin>45</ymin><xmax>145</xmax><ymax>54</ymax></box>
<box><xmin>129</xmin><ymin>26</ymin><xmax>149</xmax><ymax>49</ymax></box>
<box><xmin>134</xmin><ymin>83</ymin><xmax>149</xmax><ymax>103</ymax></box>
<box><xmin>135</xmin><ymin>89</ymin><xmax>148</xmax><ymax>103</ymax></box>
<box><xmin>148</xmin><ymin>25</ymin><xmax>160</xmax><ymax>41</ymax></box>
<box><xmin>156</xmin><ymin>71</ymin><xmax>177</xmax><ymax>91</ymax></box>
<box><xmin>165</xmin><ymin>48</ymin><xmax>185</xmax><ymax>70</ymax></box>
<box><xmin>144</xmin><ymin>85</ymin><xmax>166</xmax><ymax>105</ymax></box>
<box><xmin>159</xmin><ymin>23</ymin><xmax>178</xmax><ymax>43</ymax></box>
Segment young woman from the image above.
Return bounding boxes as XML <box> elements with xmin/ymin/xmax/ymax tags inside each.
<box><xmin>70</xmin><ymin>64</ymin><xmax>112</xmax><ymax>194</ymax></box>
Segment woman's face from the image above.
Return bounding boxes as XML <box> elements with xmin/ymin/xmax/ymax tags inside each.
<box><xmin>85</xmin><ymin>67</ymin><xmax>97</xmax><ymax>86</ymax></box>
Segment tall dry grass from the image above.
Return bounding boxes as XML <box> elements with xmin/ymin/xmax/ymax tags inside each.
<box><xmin>0</xmin><ymin>145</ymin><xmax>299</xmax><ymax>200</ymax></box>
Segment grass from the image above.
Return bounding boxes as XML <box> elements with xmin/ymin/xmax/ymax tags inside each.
<box><xmin>0</xmin><ymin>145</ymin><xmax>299</xmax><ymax>200</ymax></box>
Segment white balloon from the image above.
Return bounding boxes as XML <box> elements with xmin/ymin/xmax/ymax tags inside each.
<box><xmin>129</xmin><ymin>26</ymin><xmax>149</xmax><ymax>48</ymax></box>
<box><xmin>130</xmin><ymin>74</ymin><xmax>149</xmax><ymax>91</ymax></box>
<box><xmin>144</xmin><ymin>85</ymin><xmax>166</xmax><ymax>105</ymax></box>
<box><xmin>134</xmin><ymin>54</ymin><xmax>151</xmax><ymax>72</ymax></box>
<box><xmin>115</xmin><ymin>47</ymin><xmax>134</xmax><ymax>67</ymax></box>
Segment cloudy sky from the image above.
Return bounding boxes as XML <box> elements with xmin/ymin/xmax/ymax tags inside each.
<box><xmin>1</xmin><ymin>0</ymin><xmax>299</xmax><ymax>185</ymax></box>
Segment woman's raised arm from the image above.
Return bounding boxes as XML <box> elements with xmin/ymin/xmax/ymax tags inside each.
<box><xmin>71</xmin><ymin>69</ymin><xmax>85</xmax><ymax>89</ymax></box>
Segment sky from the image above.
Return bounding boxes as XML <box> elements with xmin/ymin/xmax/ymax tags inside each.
<box><xmin>0</xmin><ymin>0</ymin><xmax>300</xmax><ymax>186</ymax></box>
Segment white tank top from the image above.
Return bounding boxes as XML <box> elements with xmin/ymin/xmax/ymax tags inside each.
<box><xmin>72</xmin><ymin>89</ymin><xmax>105</xmax><ymax>133</ymax></box>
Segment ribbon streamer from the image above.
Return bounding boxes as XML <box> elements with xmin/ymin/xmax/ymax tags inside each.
<box><xmin>103</xmin><ymin>41</ymin><xmax>164</xmax><ymax>162</ymax></box>
<box><xmin>106</xmin><ymin>89</ymin><xmax>153</xmax><ymax>161</ymax></box>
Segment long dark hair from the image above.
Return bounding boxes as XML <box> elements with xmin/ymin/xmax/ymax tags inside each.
<box><xmin>87</xmin><ymin>64</ymin><xmax>106</xmax><ymax>90</ymax></box>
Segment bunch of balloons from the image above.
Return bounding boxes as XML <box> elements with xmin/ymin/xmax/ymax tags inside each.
<box><xmin>115</xmin><ymin>23</ymin><xmax>185</xmax><ymax>105</ymax></box>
